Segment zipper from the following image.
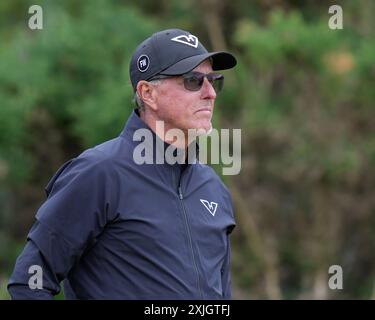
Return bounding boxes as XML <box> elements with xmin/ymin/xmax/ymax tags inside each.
<box><xmin>176</xmin><ymin>170</ymin><xmax>203</xmax><ymax>299</ymax></box>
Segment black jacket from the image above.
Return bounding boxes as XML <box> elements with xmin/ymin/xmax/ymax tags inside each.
<box><xmin>8</xmin><ymin>110</ymin><xmax>236</xmax><ymax>299</ymax></box>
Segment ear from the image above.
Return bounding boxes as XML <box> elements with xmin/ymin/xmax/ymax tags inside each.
<box><xmin>137</xmin><ymin>81</ymin><xmax>158</xmax><ymax>111</ymax></box>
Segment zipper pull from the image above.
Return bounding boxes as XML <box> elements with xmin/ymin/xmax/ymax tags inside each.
<box><xmin>178</xmin><ymin>186</ymin><xmax>183</xmax><ymax>200</ymax></box>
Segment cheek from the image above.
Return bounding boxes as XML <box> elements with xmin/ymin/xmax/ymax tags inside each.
<box><xmin>155</xmin><ymin>86</ymin><xmax>213</xmax><ymax>130</ymax></box>
<box><xmin>157</xmin><ymin>92</ymin><xmax>192</xmax><ymax>121</ymax></box>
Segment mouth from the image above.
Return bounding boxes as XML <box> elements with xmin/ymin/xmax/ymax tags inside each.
<box><xmin>195</xmin><ymin>108</ymin><xmax>212</xmax><ymax>114</ymax></box>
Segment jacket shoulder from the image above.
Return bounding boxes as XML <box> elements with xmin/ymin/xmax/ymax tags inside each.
<box><xmin>44</xmin><ymin>141</ymin><xmax>123</xmax><ymax>197</ymax></box>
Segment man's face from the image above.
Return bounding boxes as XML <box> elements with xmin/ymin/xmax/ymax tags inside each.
<box><xmin>152</xmin><ymin>60</ymin><xmax>217</xmax><ymax>134</ymax></box>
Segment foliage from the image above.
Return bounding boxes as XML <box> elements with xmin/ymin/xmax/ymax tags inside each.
<box><xmin>229</xmin><ymin>7</ymin><xmax>375</xmax><ymax>298</ymax></box>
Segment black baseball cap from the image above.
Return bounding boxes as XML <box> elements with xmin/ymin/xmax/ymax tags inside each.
<box><xmin>129</xmin><ymin>28</ymin><xmax>237</xmax><ymax>91</ymax></box>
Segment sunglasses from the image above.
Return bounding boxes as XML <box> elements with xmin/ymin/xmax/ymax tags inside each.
<box><xmin>149</xmin><ymin>71</ymin><xmax>224</xmax><ymax>93</ymax></box>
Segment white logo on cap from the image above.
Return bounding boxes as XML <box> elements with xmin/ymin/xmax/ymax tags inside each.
<box><xmin>171</xmin><ymin>34</ymin><xmax>199</xmax><ymax>48</ymax></box>
<box><xmin>137</xmin><ymin>54</ymin><xmax>150</xmax><ymax>72</ymax></box>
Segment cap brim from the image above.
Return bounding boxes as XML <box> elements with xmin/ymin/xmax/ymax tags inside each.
<box><xmin>159</xmin><ymin>51</ymin><xmax>237</xmax><ymax>75</ymax></box>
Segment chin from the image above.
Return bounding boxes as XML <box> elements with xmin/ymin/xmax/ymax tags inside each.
<box><xmin>195</xmin><ymin>124</ymin><xmax>212</xmax><ymax>136</ymax></box>
<box><xmin>185</xmin><ymin>120</ymin><xmax>212</xmax><ymax>136</ymax></box>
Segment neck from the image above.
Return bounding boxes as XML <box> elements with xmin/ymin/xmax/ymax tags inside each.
<box><xmin>140</xmin><ymin>110</ymin><xmax>195</xmax><ymax>151</ymax></box>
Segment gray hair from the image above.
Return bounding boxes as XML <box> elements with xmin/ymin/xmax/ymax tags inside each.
<box><xmin>133</xmin><ymin>79</ymin><xmax>162</xmax><ymax>112</ymax></box>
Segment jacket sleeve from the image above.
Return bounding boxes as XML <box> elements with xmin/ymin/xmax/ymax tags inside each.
<box><xmin>221</xmin><ymin>234</ymin><xmax>233</xmax><ymax>299</ymax></box>
<box><xmin>221</xmin><ymin>188</ymin><xmax>236</xmax><ymax>300</ymax></box>
<box><xmin>7</xmin><ymin>236</ymin><xmax>58</xmax><ymax>299</ymax></box>
<box><xmin>7</xmin><ymin>156</ymin><xmax>119</xmax><ymax>299</ymax></box>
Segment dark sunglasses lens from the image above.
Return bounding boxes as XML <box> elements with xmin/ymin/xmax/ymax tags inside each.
<box><xmin>208</xmin><ymin>74</ymin><xmax>224</xmax><ymax>93</ymax></box>
<box><xmin>183</xmin><ymin>72</ymin><xmax>224</xmax><ymax>93</ymax></box>
<box><xmin>184</xmin><ymin>74</ymin><xmax>203</xmax><ymax>91</ymax></box>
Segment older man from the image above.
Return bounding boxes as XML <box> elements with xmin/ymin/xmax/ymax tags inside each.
<box><xmin>8</xmin><ymin>28</ymin><xmax>237</xmax><ymax>299</ymax></box>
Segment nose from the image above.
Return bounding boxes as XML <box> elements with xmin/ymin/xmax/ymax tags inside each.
<box><xmin>200</xmin><ymin>77</ymin><xmax>217</xmax><ymax>100</ymax></box>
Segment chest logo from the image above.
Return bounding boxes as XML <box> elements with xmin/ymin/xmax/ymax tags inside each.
<box><xmin>200</xmin><ymin>199</ymin><xmax>218</xmax><ymax>216</ymax></box>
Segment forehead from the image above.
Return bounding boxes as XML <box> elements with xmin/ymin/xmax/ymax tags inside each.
<box><xmin>192</xmin><ymin>59</ymin><xmax>213</xmax><ymax>73</ymax></box>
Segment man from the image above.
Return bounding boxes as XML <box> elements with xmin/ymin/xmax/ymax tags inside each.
<box><xmin>8</xmin><ymin>28</ymin><xmax>237</xmax><ymax>299</ymax></box>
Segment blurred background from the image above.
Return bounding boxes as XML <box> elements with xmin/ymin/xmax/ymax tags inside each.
<box><xmin>0</xmin><ymin>0</ymin><xmax>374</xmax><ymax>299</ymax></box>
